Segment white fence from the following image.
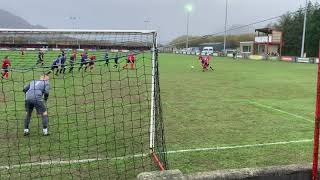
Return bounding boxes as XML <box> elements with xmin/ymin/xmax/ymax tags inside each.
<box><xmin>171</xmin><ymin>49</ymin><xmax>320</xmax><ymax>64</ymax></box>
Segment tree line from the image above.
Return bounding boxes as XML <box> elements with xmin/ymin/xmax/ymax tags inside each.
<box><xmin>169</xmin><ymin>2</ymin><xmax>320</xmax><ymax>57</ymax></box>
<box><xmin>275</xmin><ymin>2</ymin><xmax>320</xmax><ymax>57</ymax></box>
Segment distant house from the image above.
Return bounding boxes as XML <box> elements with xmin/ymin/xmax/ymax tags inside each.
<box><xmin>240</xmin><ymin>41</ymin><xmax>254</xmax><ymax>58</ymax></box>
<box><xmin>254</xmin><ymin>28</ymin><xmax>283</xmax><ymax>56</ymax></box>
<box><xmin>240</xmin><ymin>28</ymin><xmax>283</xmax><ymax>56</ymax></box>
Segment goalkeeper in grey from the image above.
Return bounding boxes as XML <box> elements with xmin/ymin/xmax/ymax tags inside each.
<box><xmin>23</xmin><ymin>75</ymin><xmax>50</xmax><ymax>136</ymax></box>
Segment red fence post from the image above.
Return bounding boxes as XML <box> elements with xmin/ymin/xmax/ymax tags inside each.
<box><xmin>312</xmin><ymin>42</ymin><xmax>320</xmax><ymax>180</ymax></box>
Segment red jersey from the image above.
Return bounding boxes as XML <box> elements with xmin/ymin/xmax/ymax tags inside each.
<box><xmin>90</xmin><ymin>55</ymin><xmax>96</xmax><ymax>61</ymax></box>
<box><xmin>2</xmin><ymin>59</ymin><xmax>11</xmax><ymax>69</ymax></box>
<box><xmin>72</xmin><ymin>52</ymin><xmax>77</xmax><ymax>59</ymax></box>
<box><xmin>204</xmin><ymin>56</ymin><xmax>210</xmax><ymax>64</ymax></box>
<box><xmin>128</xmin><ymin>54</ymin><xmax>135</xmax><ymax>62</ymax></box>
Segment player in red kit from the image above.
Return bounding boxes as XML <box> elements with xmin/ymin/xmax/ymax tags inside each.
<box><xmin>72</xmin><ymin>50</ymin><xmax>77</xmax><ymax>60</ymax></box>
<box><xmin>2</xmin><ymin>56</ymin><xmax>12</xmax><ymax>80</ymax></box>
<box><xmin>69</xmin><ymin>50</ymin><xmax>77</xmax><ymax>73</ymax></box>
<box><xmin>198</xmin><ymin>54</ymin><xmax>204</xmax><ymax>67</ymax></box>
<box><xmin>203</xmin><ymin>54</ymin><xmax>214</xmax><ymax>72</ymax></box>
<box><xmin>21</xmin><ymin>49</ymin><xmax>25</xmax><ymax>56</ymax></box>
<box><xmin>123</xmin><ymin>52</ymin><xmax>135</xmax><ymax>70</ymax></box>
<box><xmin>86</xmin><ymin>54</ymin><xmax>96</xmax><ymax>72</ymax></box>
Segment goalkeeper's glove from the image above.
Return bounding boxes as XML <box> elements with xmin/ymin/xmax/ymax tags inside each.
<box><xmin>44</xmin><ymin>93</ymin><xmax>49</xmax><ymax>102</ymax></box>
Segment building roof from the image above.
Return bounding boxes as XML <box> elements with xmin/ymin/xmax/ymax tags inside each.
<box><xmin>255</xmin><ymin>28</ymin><xmax>273</xmax><ymax>34</ymax></box>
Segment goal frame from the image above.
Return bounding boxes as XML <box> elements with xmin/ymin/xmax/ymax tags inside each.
<box><xmin>0</xmin><ymin>28</ymin><xmax>167</xmax><ymax>171</ymax></box>
<box><xmin>0</xmin><ymin>28</ymin><xmax>156</xmax><ymax>34</ymax></box>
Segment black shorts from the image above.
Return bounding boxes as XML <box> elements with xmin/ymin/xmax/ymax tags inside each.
<box><xmin>25</xmin><ymin>99</ymin><xmax>46</xmax><ymax>114</ymax></box>
<box><xmin>81</xmin><ymin>61</ymin><xmax>87</xmax><ymax>66</ymax></box>
<box><xmin>51</xmin><ymin>66</ymin><xmax>58</xmax><ymax>71</ymax></box>
<box><xmin>3</xmin><ymin>68</ymin><xmax>8</xmax><ymax>73</ymax></box>
<box><xmin>89</xmin><ymin>61</ymin><xmax>94</xmax><ymax>66</ymax></box>
<box><xmin>127</xmin><ymin>60</ymin><xmax>135</xmax><ymax>63</ymax></box>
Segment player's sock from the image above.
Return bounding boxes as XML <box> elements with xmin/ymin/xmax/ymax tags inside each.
<box><xmin>43</xmin><ymin>128</ymin><xmax>48</xmax><ymax>136</ymax></box>
<box><xmin>24</xmin><ymin>129</ymin><xmax>30</xmax><ymax>136</ymax></box>
<box><xmin>42</xmin><ymin>115</ymin><xmax>49</xmax><ymax>129</ymax></box>
<box><xmin>24</xmin><ymin>113</ymin><xmax>31</xmax><ymax>134</ymax></box>
<box><xmin>42</xmin><ymin>114</ymin><xmax>49</xmax><ymax>135</ymax></box>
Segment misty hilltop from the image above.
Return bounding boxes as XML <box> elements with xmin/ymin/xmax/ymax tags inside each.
<box><xmin>0</xmin><ymin>9</ymin><xmax>44</xmax><ymax>29</ymax></box>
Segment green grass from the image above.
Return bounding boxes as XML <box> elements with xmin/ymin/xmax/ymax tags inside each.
<box><xmin>0</xmin><ymin>51</ymin><xmax>318</xmax><ymax>179</ymax></box>
<box><xmin>0</xmin><ymin>50</ymin><xmax>154</xmax><ymax>179</ymax></box>
<box><xmin>160</xmin><ymin>54</ymin><xmax>316</xmax><ymax>174</ymax></box>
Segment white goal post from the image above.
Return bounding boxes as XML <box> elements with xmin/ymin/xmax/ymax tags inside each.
<box><xmin>0</xmin><ymin>28</ymin><xmax>167</xmax><ymax>179</ymax></box>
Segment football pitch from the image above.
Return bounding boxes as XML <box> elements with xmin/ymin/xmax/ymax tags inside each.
<box><xmin>161</xmin><ymin>54</ymin><xmax>316</xmax><ymax>173</ymax></box>
<box><xmin>0</xmin><ymin>51</ymin><xmax>318</xmax><ymax>178</ymax></box>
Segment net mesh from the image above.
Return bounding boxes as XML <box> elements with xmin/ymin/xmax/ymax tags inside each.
<box><xmin>0</xmin><ymin>29</ymin><xmax>167</xmax><ymax>179</ymax></box>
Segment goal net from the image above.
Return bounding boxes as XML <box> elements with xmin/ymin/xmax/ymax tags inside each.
<box><xmin>0</xmin><ymin>29</ymin><xmax>168</xmax><ymax>179</ymax></box>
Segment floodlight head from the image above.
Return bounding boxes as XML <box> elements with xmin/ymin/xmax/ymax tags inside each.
<box><xmin>185</xmin><ymin>4</ymin><xmax>193</xmax><ymax>12</ymax></box>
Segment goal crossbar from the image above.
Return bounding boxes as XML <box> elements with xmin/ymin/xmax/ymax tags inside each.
<box><xmin>0</xmin><ymin>28</ymin><xmax>156</xmax><ymax>34</ymax></box>
<box><xmin>0</xmin><ymin>28</ymin><xmax>167</xmax><ymax>179</ymax></box>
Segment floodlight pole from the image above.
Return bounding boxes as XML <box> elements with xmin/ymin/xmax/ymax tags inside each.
<box><xmin>144</xmin><ymin>19</ymin><xmax>150</xmax><ymax>30</ymax></box>
<box><xmin>186</xmin><ymin>11</ymin><xmax>190</xmax><ymax>49</ymax></box>
<box><xmin>223</xmin><ymin>0</ymin><xmax>228</xmax><ymax>55</ymax></box>
<box><xmin>69</xmin><ymin>17</ymin><xmax>81</xmax><ymax>49</ymax></box>
<box><xmin>301</xmin><ymin>0</ymin><xmax>308</xmax><ymax>57</ymax></box>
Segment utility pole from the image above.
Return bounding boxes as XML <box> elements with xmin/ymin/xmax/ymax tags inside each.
<box><xmin>223</xmin><ymin>0</ymin><xmax>228</xmax><ymax>54</ymax></box>
<box><xmin>301</xmin><ymin>0</ymin><xmax>308</xmax><ymax>57</ymax></box>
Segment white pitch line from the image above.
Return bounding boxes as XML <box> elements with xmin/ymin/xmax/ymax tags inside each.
<box><xmin>0</xmin><ymin>153</ymin><xmax>147</xmax><ymax>170</ymax></box>
<box><xmin>166</xmin><ymin>139</ymin><xmax>312</xmax><ymax>154</ymax></box>
<box><xmin>247</xmin><ymin>100</ymin><xmax>314</xmax><ymax>123</ymax></box>
<box><xmin>0</xmin><ymin>139</ymin><xmax>312</xmax><ymax>170</ymax></box>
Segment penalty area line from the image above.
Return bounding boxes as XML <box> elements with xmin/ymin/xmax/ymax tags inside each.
<box><xmin>0</xmin><ymin>153</ymin><xmax>148</xmax><ymax>170</ymax></box>
<box><xmin>166</xmin><ymin>139</ymin><xmax>312</xmax><ymax>154</ymax></box>
<box><xmin>247</xmin><ymin>100</ymin><xmax>313</xmax><ymax>123</ymax></box>
<box><xmin>0</xmin><ymin>139</ymin><xmax>312</xmax><ymax>170</ymax></box>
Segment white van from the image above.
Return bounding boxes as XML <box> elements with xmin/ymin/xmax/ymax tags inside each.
<box><xmin>201</xmin><ymin>47</ymin><xmax>214</xmax><ymax>55</ymax></box>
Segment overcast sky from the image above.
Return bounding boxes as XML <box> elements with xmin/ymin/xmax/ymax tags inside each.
<box><xmin>1</xmin><ymin>0</ymin><xmax>319</xmax><ymax>43</ymax></box>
